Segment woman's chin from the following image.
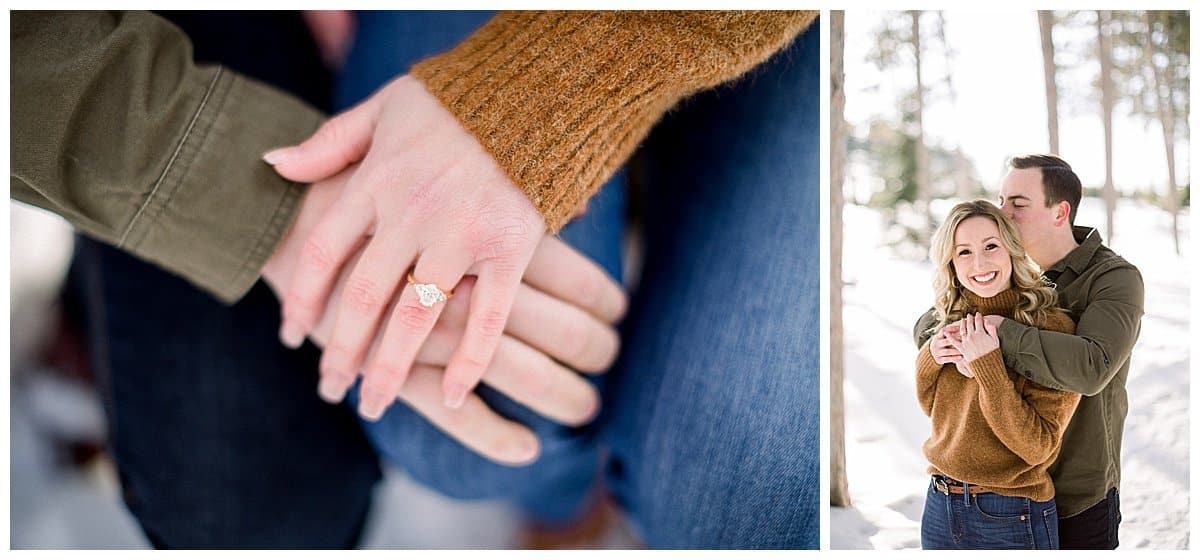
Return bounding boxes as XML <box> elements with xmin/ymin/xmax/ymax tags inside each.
<box><xmin>966</xmin><ymin>283</ymin><xmax>1004</xmax><ymax>298</ymax></box>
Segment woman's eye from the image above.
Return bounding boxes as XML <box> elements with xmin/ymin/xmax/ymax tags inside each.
<box><xmin>957</xmin><ymin>249</ymin><xmax>970</xmax><ymax>257</ymax></box>
<box><xmin>986</xmin><ymin>243</ymin><xmax>999</xmax><ymax>251</ymax></box>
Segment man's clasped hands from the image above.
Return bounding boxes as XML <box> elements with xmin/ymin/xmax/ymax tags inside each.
<box><xmin>258</xmin><ymin>75</ymin><xmax>627</xmax><ymax>466</ymax></box>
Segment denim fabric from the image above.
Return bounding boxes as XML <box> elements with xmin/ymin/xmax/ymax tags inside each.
<box><xmin>597</xmin><ymin>24</ymin><xmax>820</xmax><ymax>549</ymax></box>
<box><xmin>76</xmin><ymin>238</ymin><xmax>381</xmax><ymax>549</ymax></box>
<box><xmin>1059</xmin><ymin>487</ymin><xmax>1121</xmax><ymax>549</ymax></box>
<box><xmin>339</xmin><ymin>13</ymin><xmax>821</xmax><ymax>548</ymax></box>
<box><xmin>921</xmin><ymin>478</ymin><xmax>1060</xmax><ymax>550</ymax></box>
<box><xmin>74</xmin><ymin>11</ymin><xmax>819</xmax><ymax>549</ymax></box>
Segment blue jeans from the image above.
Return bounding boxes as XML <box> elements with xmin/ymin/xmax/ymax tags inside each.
<box><xmin>74</xmin><ymin>12</ymin><xmax>819</xmax><ymax>549</ymax></box>
<box><xmin>921</xmin><ymin>477</ymin><xmax>1060</xmax><ymax>550</ymax></box>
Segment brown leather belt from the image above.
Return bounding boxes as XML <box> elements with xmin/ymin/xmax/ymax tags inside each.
<box><xmin>933</xmin><ymin>476</ymin><xmax>992</xmax><ymax>496</ymax></box>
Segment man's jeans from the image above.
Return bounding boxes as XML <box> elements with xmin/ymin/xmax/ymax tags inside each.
<box><xmin>1059</xmin><ymin>487</ymin><xmax>1121</xmax><ymax>549</ymax></box>
<box><xmin>921</xmin><ymin>477</ymin><xmax>1060</xmax><ymax>550</ymax></box>
<box><xmin>73</xmin><ymin>12</ymin><xmax>819</xmax><ymax>549</ymax></box>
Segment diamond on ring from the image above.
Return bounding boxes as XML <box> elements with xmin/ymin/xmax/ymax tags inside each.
<box><xmin>408</xmin><ymin>272</ymin><xmax>453</xmax><ymax>308</ymax></box>
<box><xmin>413</xmin><ymin>283</ymin><xmax>448</xmax><ymax>308</ymax></box>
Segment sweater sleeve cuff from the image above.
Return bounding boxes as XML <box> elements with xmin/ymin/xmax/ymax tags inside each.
<box><xmin>118</xmin><ymin>70</ymin><xmax>323</xmax><ymax>304</ymax></box>
<box><xmin>970</xmin><ymin>348</ymin><xmax>1011</xmax><ymax>392</ymax></box>
<box><xmin>410</xmin><ymin>11</ymin><xmax>816</xmax><ymax>232</ymax></box>
<box><xmin>915</xmin><ymin>342</ymin><xmax>941</xmax><ymax>377</ymax></box>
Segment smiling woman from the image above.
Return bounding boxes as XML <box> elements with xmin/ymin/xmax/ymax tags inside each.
<box><xmin>915</xmin><ymin>200</ymin><xmax>1078</xmax><ymax>550</ymax></box>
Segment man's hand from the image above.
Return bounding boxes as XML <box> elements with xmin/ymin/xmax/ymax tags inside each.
<box><xmin>261</xmin><ymin>168</ymin><xmax>627</xmax><ymax>465</ymax></box>
<box><xmin>981</xmin><ymin>314</ymin><xmax>1004</xmax><ymax>332</ymax></box>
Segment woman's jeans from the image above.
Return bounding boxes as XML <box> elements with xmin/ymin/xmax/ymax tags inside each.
<box><xmin>921</xmin><ymin>477</ymin><xmax>1061</xmax><ymax>550</ymax></box>
<box><xmin>71</xmin><ymin>12</ymin><xmax>819</xmax><ymax>549</ymax></box>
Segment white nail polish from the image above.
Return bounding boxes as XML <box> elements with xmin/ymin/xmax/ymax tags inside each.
<box><xmin>262</xmin><ymin>148</ymin><xmax>294</xmax><ymax>165</ymax></box>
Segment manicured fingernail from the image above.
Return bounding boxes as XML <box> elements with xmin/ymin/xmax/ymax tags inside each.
<box><xmin>358</xmin><ymin>390</ymin><xmax>388</xmax><ymax>421</ymax></box>
<box><xmin>279</xmin><ymin>321</ymin><xmax>305</xmax><ymax>349</ymax></box>
<box><xmin>317</xmin><ymin>376</ymin><xmax>349</xmax><ymax>404</ymax></box>
<box><xmin>262</xmin><ymin>147</ymin><xmax>296</xmax><ymax>165</ymax></box>
<box><xmin>445</xmin><ymin>383</ymin><xmax>469</xmax><ymax>409</ymax></box>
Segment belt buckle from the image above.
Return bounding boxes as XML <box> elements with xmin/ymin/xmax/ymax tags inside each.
<box><xmin>934</xmin><ymin>478</ymin><xmax>950</xmax><ymax>495</ymax></box>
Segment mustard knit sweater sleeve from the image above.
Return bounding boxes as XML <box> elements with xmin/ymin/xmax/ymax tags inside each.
<box><xmin>915</xmin><ymin>341</ymin><xmax>941</xmax><ymax>418</ymax></box>
<box><xmin>970</xmin><ymin>311</ymin><xmax>1081</xmax><ymax>466</ymax></box>
<box><xmin>411</xmin><ymin>11</ymin><xmax>817</xmax><ymax>232</ymax></box>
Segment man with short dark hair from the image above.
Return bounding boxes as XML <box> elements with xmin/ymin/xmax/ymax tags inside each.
<box><xmin>914</xmin><ymin>154</ymin><xmax>1144</xmax><ymax>549</ymax></box>
<box><xmin>1008</xmin><ymin>153</ymin><xmax>1082</xmax><ymax>225</ymax></box>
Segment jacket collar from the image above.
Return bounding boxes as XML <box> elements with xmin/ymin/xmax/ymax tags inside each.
<box><xmin>1046</xmin><ymin>225</ymin><xmax>1102</xmax><ymax>276</ymax></box>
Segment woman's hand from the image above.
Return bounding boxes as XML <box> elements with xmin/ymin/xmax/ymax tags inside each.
<box><xmin>929</xmin><ymin>326</ymin><xmax>963</xmax><ymax>365</ymax></box>
<box><xmin>948</xmin><ymin>313</ymin><xmax>1000</xmax><ymax>364</ymax></box>
<box><xmin>264</xmin><ymin>75</ymin><xmax>547</xmax><ymax>421</ymax></box>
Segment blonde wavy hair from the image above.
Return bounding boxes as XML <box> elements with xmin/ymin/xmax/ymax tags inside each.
<box><xmin>928</xmin><ymin>200</ymin><xmax>1059</xmax><ymax>333</ymax></box>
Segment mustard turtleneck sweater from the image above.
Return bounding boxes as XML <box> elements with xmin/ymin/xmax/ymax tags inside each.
<box><xmin>916</xmin><ymin>289</ymin><xmax>1079</xmax><ymax>501</ymax></box>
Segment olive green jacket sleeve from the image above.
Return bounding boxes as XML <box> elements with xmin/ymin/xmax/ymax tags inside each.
<box><xmin>913</xmin><ymin>307</ymin><xmax>938</xmax><ymax>348</ymax></box>
<box><xmin>11</xmin><ymin>11</ymin><xmax>324</xmax><ymax>304</ymax></box>
<box><xmin>996</xmin><ymin>266</ymin><xmax>1144</xmax><ymax>396</ymax></box>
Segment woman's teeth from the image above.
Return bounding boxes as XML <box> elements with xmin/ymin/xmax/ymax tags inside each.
<box><xmin>972</xmin><ymin>272</ymin><xmax>997</xmax><ymax>284</ymax></box>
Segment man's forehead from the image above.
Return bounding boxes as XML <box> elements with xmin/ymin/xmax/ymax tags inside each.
<box><xmin>999</xmin><ymin>169</ymin><xmax>1043</xmax><ymax>200</ymax></box>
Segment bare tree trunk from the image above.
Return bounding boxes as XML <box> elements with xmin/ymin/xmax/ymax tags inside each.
<box><xmin>911</xmin><ymin>10</ymin><xmax>931</xmax><ymax>239</ymax></box>
<box><xmin>829</xmin><ymin>10</ymin><xmax>851</xmax><ymax>508</ymax></box>
<box><xmin>1097</xmin><ymin>11</ymin><xmax>1116</xmax><ymax>242</ymax></box>
<box><xmin>1143</xmin><ymin>12</ymin><xmax>1181</xmax><ymax>255</ymax></box>
<box><xmin>954</xmin><ymin>149</ymin><xmax>972</xmax><ymax>199</ymax></box>
<box><xmin>1038</xmin><ymin>11</ymin><xmax>1061</xmax><ymax>154</ymax></box>
<box><xmin>935</xmin><ymin>13</ymin><xmax>970</xmax><ymax>200</ymax></box>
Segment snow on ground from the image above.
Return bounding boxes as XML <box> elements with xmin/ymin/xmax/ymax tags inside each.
<box><xmin>832</xmin><ymin>199</ymin><xmax>1191</xmax><ymax>550</ymax></box>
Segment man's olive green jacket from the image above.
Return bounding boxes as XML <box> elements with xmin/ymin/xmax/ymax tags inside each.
<box><xmin>914</xmin><ymin>226</ymin><xmax>1144</xmax><ymax>518</ymax></box>
<box><xmin>12</xmin><ymin>11</ymin><xmax>323</xmax><ymax>303</ymax></box>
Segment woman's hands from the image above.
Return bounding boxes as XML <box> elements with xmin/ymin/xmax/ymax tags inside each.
<box><xmin>264</xmin><ymin>75</ymin><xmax>547</xmax><ymax>421</ymax></box>
<box><xmin>261</xmin><ymin>166</ymin><xmax>626</xmax><ymax>464</ymax></box>
<box><xmin>948</xmin><ymin>313</ymin><xmax>1000</xmax><ymax>365</ymax></box>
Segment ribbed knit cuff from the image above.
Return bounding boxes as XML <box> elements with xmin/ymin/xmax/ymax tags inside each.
<box><xmin>916</xmin><ymin>344</ymin><xmax>942</xmax><ymax>378</ymax></box>
<box><xmin>411</xmin><ymin>11</ymin><xmax>816</xmax><ymax>232</ymax></box>
<box><xmin>970</xmin><ymin>348</ymin><xmax>1011</xmax><ymax>392</ymax></box>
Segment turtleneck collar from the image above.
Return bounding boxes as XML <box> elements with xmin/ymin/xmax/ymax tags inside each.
<box><xmin>962</xmin><ymin>288</ymin><xmax>1020</xmax><ymax>316</ymax></box>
